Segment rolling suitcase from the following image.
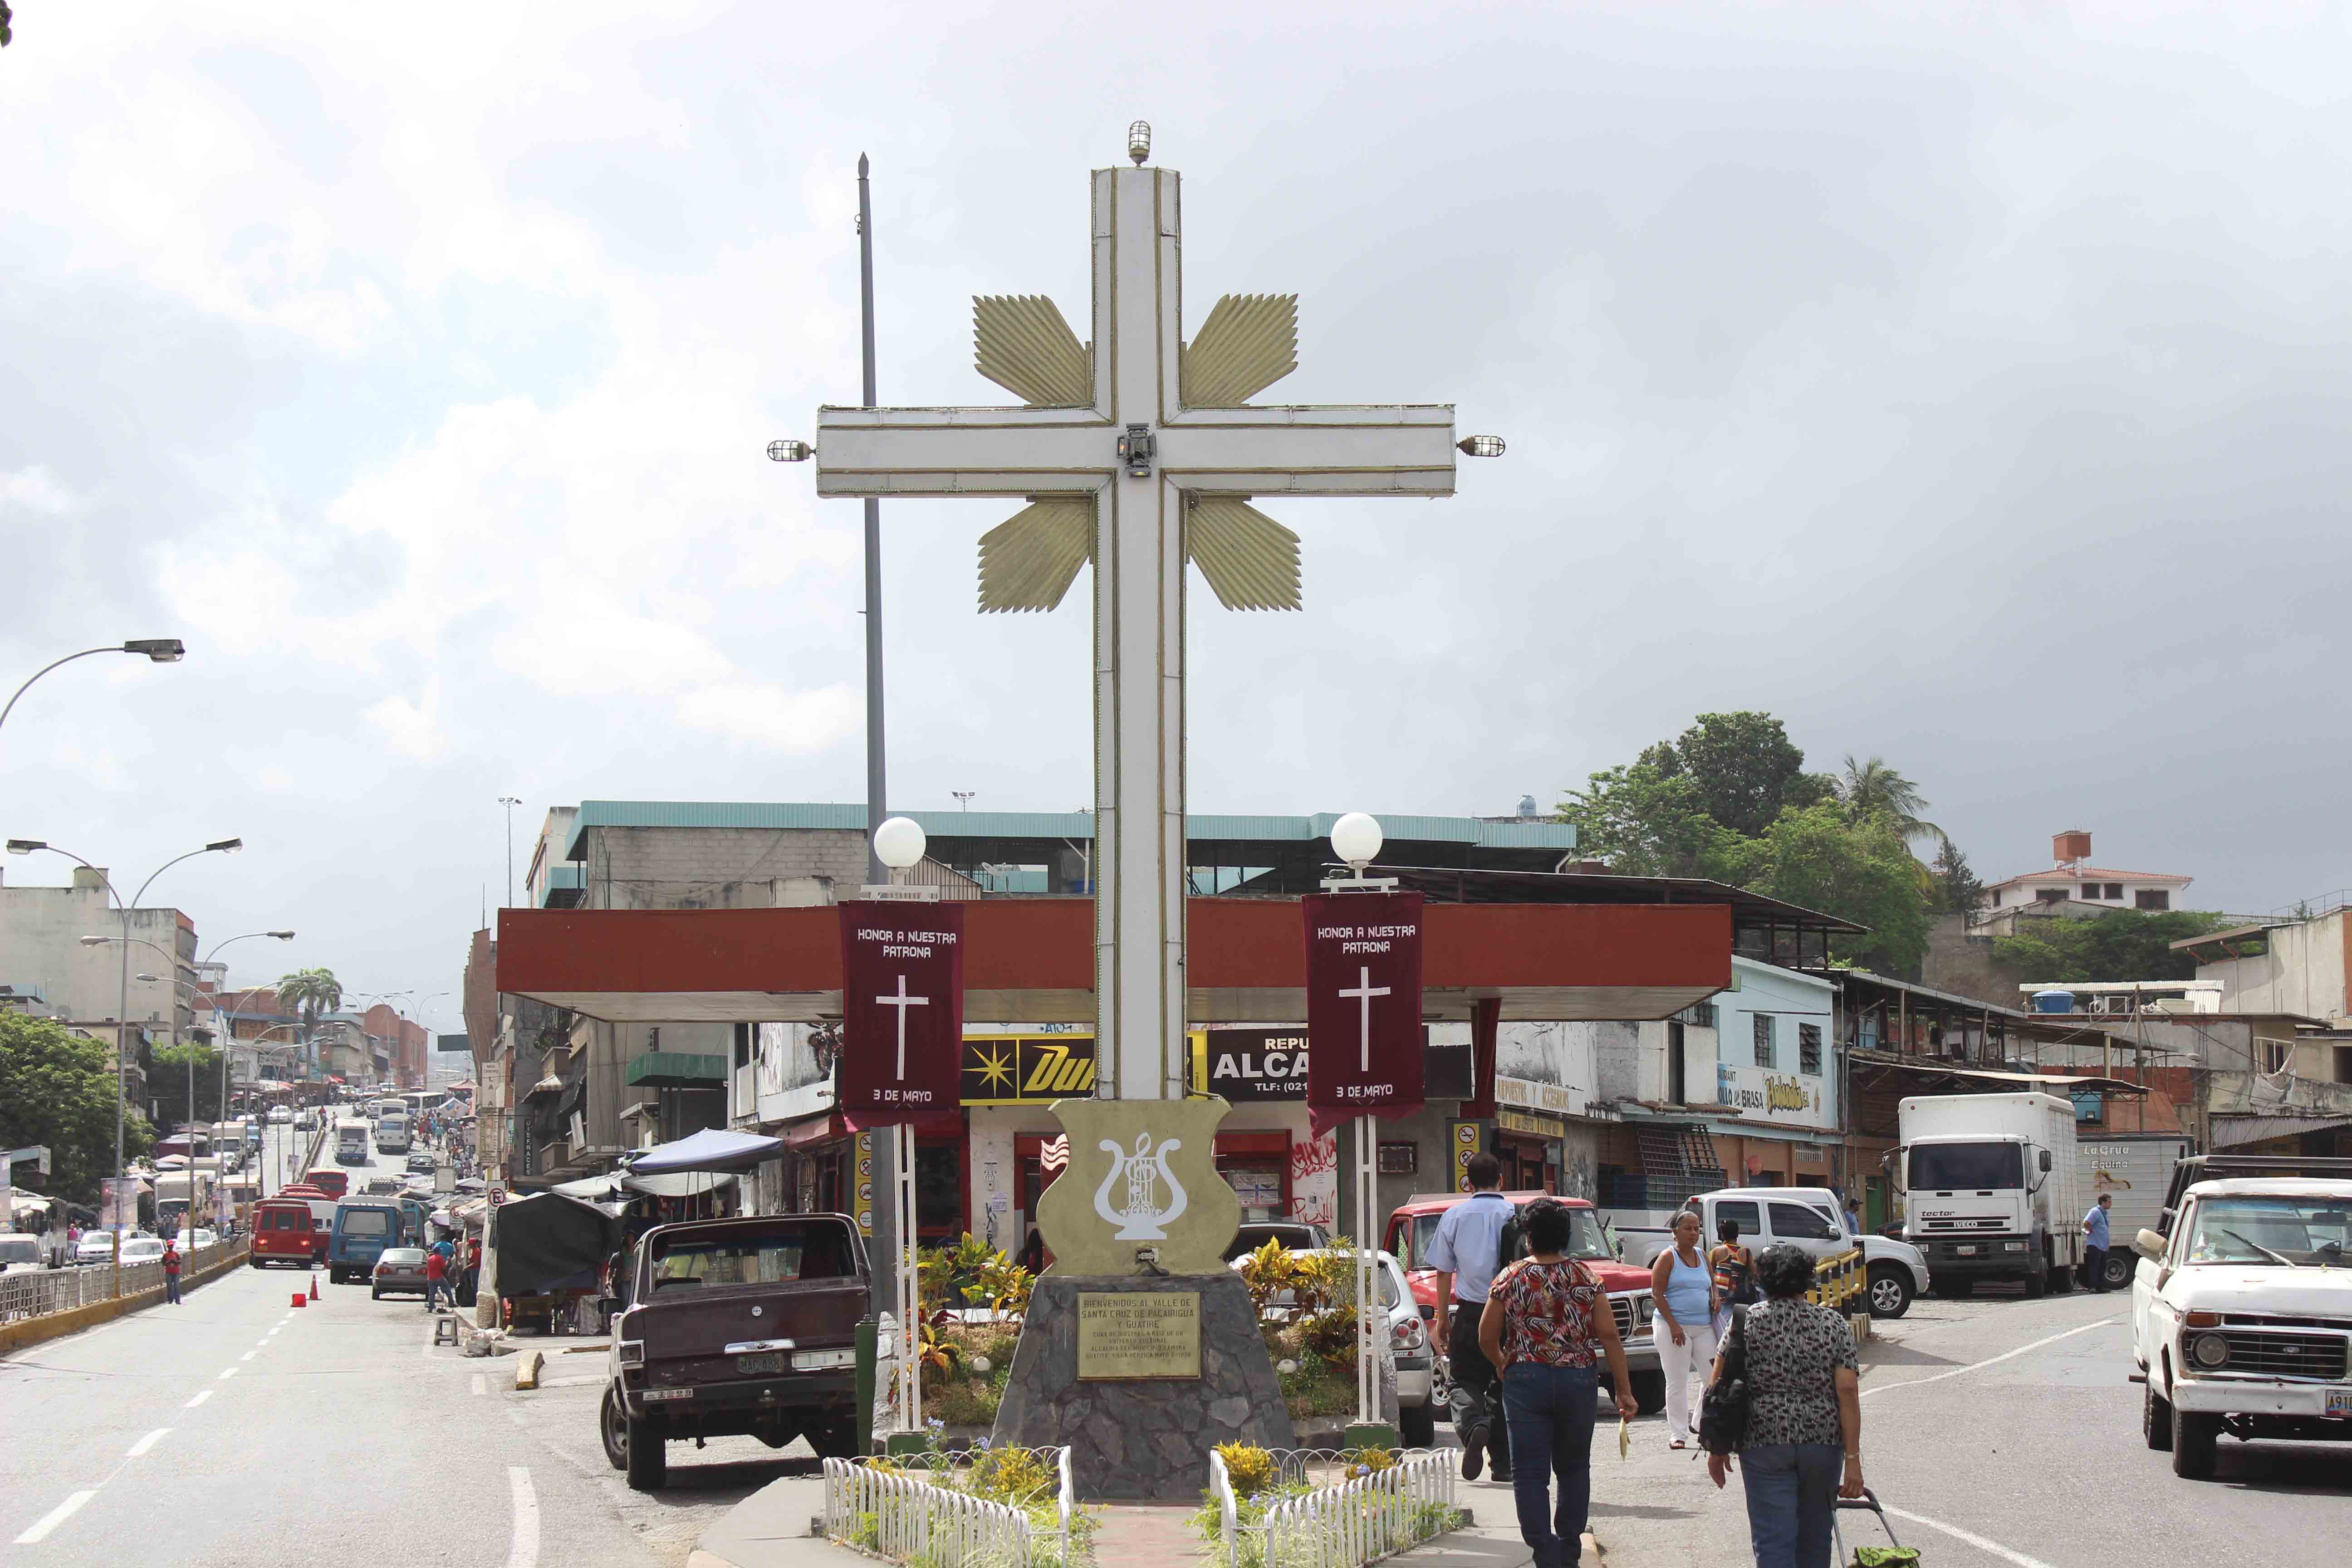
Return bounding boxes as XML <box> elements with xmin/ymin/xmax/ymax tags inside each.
<box><xmin>1834</xmin><ymin>1489</ymin><xmax>1921</xmax><ymax>1568</ymax></box>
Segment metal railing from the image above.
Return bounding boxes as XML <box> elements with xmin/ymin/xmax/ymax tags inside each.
<box><xmin>0</xmin><ymin>1238</ymin><xmax>248</xmax><ymax>1323</ymax></box>
<box><xmin>1208</xmin><ymin>1449</ymin><xmax>1458</xmax><ymax>1568</ymax></box>
<box><xmin>822</xmin><ymin>1446</ymin><xmax>1078</xmax><ymax>1568</ymax></box>
<box><xmin>1808</xmin><ymin>1248</ymin><xmax>1864</xmax><ymax>1313</ymax></box>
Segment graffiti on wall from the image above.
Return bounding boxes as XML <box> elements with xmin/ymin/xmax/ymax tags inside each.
<box><xmin>1290</xmin><ymin>1132</ymin><xmax>1338</xmax><ymax>1227</ymax></box>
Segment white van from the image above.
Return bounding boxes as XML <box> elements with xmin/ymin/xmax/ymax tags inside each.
<box><xmin>1617</xmin><ymin>1186</ymin><xmax>1931</xmax><ymax>1318</ymax></box>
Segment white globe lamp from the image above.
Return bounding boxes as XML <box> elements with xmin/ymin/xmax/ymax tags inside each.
<box><xmin>1329</xmin><ymin>812</ymin><xmax>1383</xmax><ymax>871</ymax></box>
<box><xmin>873</xmin><ymin>816</ymin><xmax>927</xmax><ymax>879</ymax></box>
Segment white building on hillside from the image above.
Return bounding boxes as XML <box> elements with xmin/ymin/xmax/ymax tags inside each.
<box><xmin>1973</xmin><ymin>829</ymin><xmax>2194</xmax><ymax>934</ymax></box>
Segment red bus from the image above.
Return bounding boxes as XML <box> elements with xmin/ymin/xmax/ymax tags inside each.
<box><xmin>303</xmin><ymin>1166</ymin><xmax>349</xmax><ymax>1200</ymax></box>
<box><xmin>249</xmin><ymin>1199</ymin><xmax>324</xmax><ymax>1267</ymax></box>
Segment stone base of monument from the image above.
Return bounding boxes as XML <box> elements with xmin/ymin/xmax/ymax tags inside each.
<box><xmin>992</xmin><ymin>1273</ymin><xmax>1295</xmax><ymax>1500</ymax></box>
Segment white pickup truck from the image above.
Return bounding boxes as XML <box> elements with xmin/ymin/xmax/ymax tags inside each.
<box><xmin>2131</xmin><ymin>1156</ymin><xmax>2352</xmax><ymax>1479</ymax></box>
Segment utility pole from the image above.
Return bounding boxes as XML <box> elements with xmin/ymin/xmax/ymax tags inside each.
<box><xmin>859</xmin><ymin>154</ymin><xmax>889</xmax><ymax>887</ymax></box>
<box><xmin>498</xmin><ymin>797</ymin><xmax>521</xmax><ymax>908</ymax></box>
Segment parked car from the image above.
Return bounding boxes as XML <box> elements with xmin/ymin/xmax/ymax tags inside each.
<box><xmin>371</xmin><ymin>1246</ymin><xmax>432</xmax><ymax>1301</ymax></box>
<box><xmin>2132</xmin><ymin>1166</ymin><xmax>2352</xmax><ymax>1478</ymax></box>
<box><xmin>406</xmin><ymin>1154</ymin><xmax>437</xmax><ymax>1174</ymax></box>
<box><xmin>602</xmin><ymin>1214</ymin><xmax>868</xmax><ymax>1490</ymax></box>
<box><xmin>1221</xmin><ymin>1220</ymin><xmax>1334</xmax><ymax>1262</ymax></box>
<box><xmin>269</xmin><ymin>1106</ymin><xmax>293</xmax><ymax>1124</ymax></box>
<box><xmin>1614</xmin><ymin>1186</ymin><xmax>1930</xmax><ymax>1319</ymax></box>
<box><xmin>0</xmin><ymin>1235</ymin><xmax>45</xmax><ymax>1274</ymax></box>
<box><xmin>74</xmin><ymin>1229</ymin><xmax>151</xmax><ymax>1266</ymax></box>
<box><xmin>118</xmin><ymin>1237</ymin><xmax>167</xmax><ymax>1266</ymax></box>
<box><xmin>1383</xmin><ymin>1191</ymin><xmax>1665</xmax><ymax>1412</ymax></box>
<box><xmin>1235</xmin><ymin>1246</ymin><xmax>1436</xmax><ymax>1445</ymax></box>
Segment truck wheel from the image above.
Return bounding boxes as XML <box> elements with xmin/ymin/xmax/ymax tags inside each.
<box><xmin>2170</xmin><ymin>1403</ymin><xmax>2219</xmax><ymax>1479</ymax></box>
<box><xmin>1629</xmin><ymin>1369</ymin><xmax>1666</xmax><ymax>1415</ymax></box>
<box><xmin>625</xmin><ymin>1416</ymin><xmax>666</xmax><ymax>1490</ymax></box>
<box><xmin>2103</xmin><ymin>1252</ymin><xmax>2134</xmax><ymax>1291</ymax></box>
<box><xmin>599</xmin><ymin>1387</ymin><xmax>629</xmax><ymax>1471</ymax></box>
<box><xmin>2048</xmin><ymin>1262</ymin><xmax>2074</xmax><ymax>1295</ymax></box>
<box><xmin>2143</xmin><ymin>1381</ymin><xmax>2173</xmax><ymax>1451</ymax></box>
<box><xmin>2022</xmin><ymin>1265</ymin><xmax>2046</xmax><ymax>1299</ymax></box>
<box><xmin>1866</xmin><ymin>1265</ymin><xmax>1913</xmax><ymax>1319</ymax></box>
<box><xmin>1399</xmin><ymin>1401</ymin><xmax>1436</xmax><ymax>1448</ymax></box>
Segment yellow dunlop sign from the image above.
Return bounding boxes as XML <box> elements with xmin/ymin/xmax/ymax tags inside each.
<box><xmin>962</xmin><ymin>1034</ymin><xmax>1098</xmax><ymax>1104</ymax></box>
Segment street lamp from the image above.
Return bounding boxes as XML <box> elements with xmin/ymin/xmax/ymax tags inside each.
<box><xmin>1329</xmin><ymin>812</ymin><xmax>1384</xmax><ymax>872</ymax></box>
<box><xmin>21</xmin><ymin>836</ymin><xmax>244</xmax><ymax>1211</ymax></box>
<box><xmin>193</xmin><ymin>930</ymin><xmax>297</xmax><ymax>1205</ymax></box>
<box><xmin>1</xmin><ymin>640</ymin><xmax>187</xmax><ymax>743</ymax></box>
<box><xmin>872</xmin><ymin>816</ymin><xmax>926</xmax><ymax>885</ymax></box>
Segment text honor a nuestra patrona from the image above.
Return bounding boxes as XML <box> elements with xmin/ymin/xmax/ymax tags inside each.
<box><xmin>1313</xmin><ymin>920</ymin><xmax>1419</xmax><ymax>957</ymax></box>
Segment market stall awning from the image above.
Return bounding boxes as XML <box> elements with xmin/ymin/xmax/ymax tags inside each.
<box><xmin>624</xmin><ymin>1127</ymin><xmax>786</xmax><ymax>1174</ymax></box>
<box><xmin>496</xmin><ymin>897</ymin><xmax>1733</xmax><ymax>1025</ymax></box>
<box><xmin>2210</xmin><ymin>1112</ymin><xmax>2352</xmax><ymax>1148</ymax></box>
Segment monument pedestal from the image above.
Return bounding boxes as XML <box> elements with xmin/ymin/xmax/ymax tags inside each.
<box><xmin>992</xmin><ymin>1273</ymin><xmax>1296</xmax><ymax>1500</ymax></box>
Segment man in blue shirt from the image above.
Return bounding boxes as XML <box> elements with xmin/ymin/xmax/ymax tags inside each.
<box><xmin>2081</xmin><ymin>1194</ymin><xmax>2113</xmax><ymax>1292</ymax></box>
<box><xmin>1427</xmin><ymin>1152</ymin><xmax>1515</xmax><ymax>1483</ymax></box>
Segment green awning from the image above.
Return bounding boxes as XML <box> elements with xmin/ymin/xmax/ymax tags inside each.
<box><xmin>625</xmin><ymin>1051</ymin><xmax>727</xmax><ymax>1089</ymax></box>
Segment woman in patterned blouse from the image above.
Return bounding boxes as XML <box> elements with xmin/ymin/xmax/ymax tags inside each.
<box><xmin>1704</xmin><ymin>1242</ymin><xmax>1866</xmax><ymax>1568</ymax></box>
<box><xmin>1477</xmin><ymin>1198</ymin><xmax>1637</xmax><ymax>1568</ymax></box>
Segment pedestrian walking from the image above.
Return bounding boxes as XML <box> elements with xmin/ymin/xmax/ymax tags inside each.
<box><xmin>1703</xmin><ymin>1243</ymin><xmax>1865</xmax><ymax>1568</ymax></box>
<box><xmin>161</xmin><ymin>1240</ymin><xmax>183</xmax><ymax>1305</ymax></box>
<box><xmin>423</xmin><ymin>1244</ymin><xmax>450</xmax><ymax>1312</ymax></box>
<box><xmin>1648</xmin><ymin>1210</ymin><xmax>1718</xmax><ymax>1448</ymax></box>
<box><xmin>1709</xmin><ymin>1215</ymin><xmax>1756</xmax><ymax>1339</ymax></box>
<box><xmin>2081</xmin><ymin>1192</ymin><xmax>2114</xmax><ymax>1292</ymax></box>
<box><xmin>1427</xmin><ymin>1151</ymin><xmax>1517</xmax><ymax>1482</ymax></box>
<box><xmin>1477</xmin><ymin>1197</ymin><xmax>1637</xmax><ymax>1568</ymax></box>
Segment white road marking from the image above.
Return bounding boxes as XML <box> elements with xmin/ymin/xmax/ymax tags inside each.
<box><xmin>1861</xmin><ymin>1318</ymin><xmax>2118</xmax><ymax>1398</ymax></box>
<box><xmin>14</xmin><ymin>1491</ymin><xmax>96</xmax><ymax>1545</ymax></box>
<box><xmin>1880</xmin><ymin>1504</ymin><xmax>2058</xmax><ymax>1568</ymax></box>
<box><xmin>472</xmin><ymin>1373</ymin><xmax>488</xmax><ymax>1396</ymax></box>
<box><xmin>504</xmin><ymin>1466</ymin><xmax>539</xmax><ymax>1568</ymax></box>
<box><xmin>125</xmin><ymin>1428</ymin><xmax>171</xmax><ymax>1458</ymax></box>
<box><xmin>183</xmin><ymin>1390</ymin><xmax>212</xmax><ymax>1410</ymax></box>
<box><xmin>216</xmin><ymin>1366</ymin><xmax>237</xmax><ymax>1381</ymax></box>
<box><xmin>240</xmin><ymin>1351</ymin><xmax>256</xmax><ymax>1362</ymax></box>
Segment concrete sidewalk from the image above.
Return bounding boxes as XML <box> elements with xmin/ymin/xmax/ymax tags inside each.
<box><xmin>689</xmin><ymin>1471</ymin><xmax>1551</xmax><ymax>1568</ymax></box>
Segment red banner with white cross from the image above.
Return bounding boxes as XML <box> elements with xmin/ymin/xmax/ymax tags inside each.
<box><xmin>1302</xmin><ymin>890</ymin><xmax>1425</xmax><ymax>1137</ymax></box>
<box><xmin>838</xmin><ymin>902</ymin><xmax>966</xmax><ymax>1127</ymax></box>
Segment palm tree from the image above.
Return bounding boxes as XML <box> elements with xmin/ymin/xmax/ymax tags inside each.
<box><xmin>1835</xmin><ymin>755</ymin><xmax>1943</xmax><ymax>843</ymax></box>
<box><xmin>274</xmin><ymin>967</ymin><xmax>343</xmax><ymax>1064</ymax></box>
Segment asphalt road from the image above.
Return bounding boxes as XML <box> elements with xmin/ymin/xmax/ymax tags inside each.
<box><xmin>0</xmin><ymin>1122</ymin><xmax>806</xmax><ymax>1566</ymax></box>
<box><xmin>1552</xmin><ymin>1284</ymin><xmax>2352</xmax><ymax>1568</ymax></box>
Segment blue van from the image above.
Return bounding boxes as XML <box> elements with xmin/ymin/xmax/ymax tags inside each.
<box><xmin>328</xmin><ymin>1201</ymin><xmax>404</xmax><ymax>1284</ymax></box>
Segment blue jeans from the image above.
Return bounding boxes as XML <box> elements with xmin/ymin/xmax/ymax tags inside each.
<box><xmin>1499</xmin><ymin>1362</ymin><xmax>1598</xmax><ymax>1568</ymax></box>
<box><xmin>1738</xmin><ymin>1443</ymin><xmax>1843</xmax><ymax>1568</ymax></box>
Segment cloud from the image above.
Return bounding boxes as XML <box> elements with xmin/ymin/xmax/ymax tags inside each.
<box><xmin>0</xmin><ymin>466</ymin><xmax>80</xmax><ymax>515</ymax></box>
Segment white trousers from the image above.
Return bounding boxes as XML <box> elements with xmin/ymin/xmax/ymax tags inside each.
<box><xmin>1651</xmin><ymin>1312</ymin><xmax>1720</xmax><ymax>1440</ymax></box>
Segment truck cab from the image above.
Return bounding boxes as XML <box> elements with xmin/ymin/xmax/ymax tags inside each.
<box><xmin>603</xmin><ymin>1214</ymin><xmax>870</xmax><ymax>1490</ymax></box>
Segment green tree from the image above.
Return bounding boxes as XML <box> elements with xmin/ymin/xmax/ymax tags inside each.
<box><xmin>1929</xmin><ymin>838</ymin><xmax>1984</xmax><ymax>919</ymax></box>
<box><xmin>147</xmin><ymin>1041</ymin><xmax>226</xmax><ymax>1132</ymax></box>
<box><xmin>1645</xmin><ymin>712</ymin><xmax>1822</xmax><ymax>838</ymax></box>
<box><xmin>0</xmin><ymin>1014</ymin><xmax>154</xmax><ymax>1206</ymax></box>
<box><xmin>1991</xmin><ymin>911</ymin><xmax>2232</xmax><ymax>984</ymax></box>
<box><xmin>1735</xmin><ymin>805</ymin><xmax>1935</xmax><ymax>975</ymax></box>
<box><xmin>1559</xmin><ymin>761</ymin><xmax>1748</xmax><ymax>879</ymax></box>
<box><xmin>274</xmin><ymin>967</ymin><xmax>342</xmax><ymax>1043</ymax></box>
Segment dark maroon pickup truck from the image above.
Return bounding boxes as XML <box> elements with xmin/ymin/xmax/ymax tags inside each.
<box><xmin>600</xmin><ymin>1214</ymin><xmax>870</xmax><ymax>1490</ymax></box>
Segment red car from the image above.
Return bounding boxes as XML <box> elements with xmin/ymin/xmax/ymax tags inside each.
<box><xmin>1382</xmin><ymin>1190</ymin><xmax>1664</xmax><ymax>1411</ymax></box>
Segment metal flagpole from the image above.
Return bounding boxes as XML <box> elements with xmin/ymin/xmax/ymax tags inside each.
<box><xmin>1357</xmin><ymin>1112</ymin><xmax>1375</xmax><ymax>1426</ymax></box>
<box><xmin>897</xmin><ymin>1120</ymin><xmax>919</xmax><ymax>1434</ymax></box>
<box><xmin>858</xmin><ymin>153</ymin><xmax>888</xmax><ymax>889</ymax></box>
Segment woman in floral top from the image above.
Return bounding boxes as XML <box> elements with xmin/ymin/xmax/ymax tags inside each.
<box><xmin>1705</xmin><ymin>1243</ymin><xmax>1865</xmax><ymax>1568</ymax></box>
<box><xmin>1477</xmin><ymin>1199</ymin><xmax>1637</xmax><ymax>1568</ymax></box>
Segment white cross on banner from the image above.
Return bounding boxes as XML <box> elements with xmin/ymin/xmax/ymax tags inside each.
<box><xmin>1302</xmin><ymin>890</ymin><xmax>1426</xmax><ymax>1136</ymax></box>
<box><xmin>837</xmin><ymin>903</ymin><xmax>965</xmax><ymax>1127</ymax></box>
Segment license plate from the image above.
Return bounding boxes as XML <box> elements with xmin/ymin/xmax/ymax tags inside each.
<box><xmin>2328</xmin><ymin>1389</ymin><xmax>2352</xmax><ymax>1419</ymax></box>
<box><xmin>1955</xmin><ymin>1245</ymin><xmax>1977</xmax><ymax>1256</ymax></box>
<box><xmin>735</xmin><ymin>1353</ymin><xmax>786</xmax><ymax>1375</ymax></box>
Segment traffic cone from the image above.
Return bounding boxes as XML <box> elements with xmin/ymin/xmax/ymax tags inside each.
<box><xmin>309</xmin><ymin>1271</ymin><xmax>320</xmax><ymax>1302</ymax></box>
<box><xmin>291</xmin><ymin>1291</ymin><xmax>306</xmax><ymax>1308</ymax></box>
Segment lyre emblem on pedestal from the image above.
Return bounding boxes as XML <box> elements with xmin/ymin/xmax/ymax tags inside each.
<box><xmin>1091</xmin><ymin>1132</ymin><xmax>1189</xmax><ymax>1240</ymax></box>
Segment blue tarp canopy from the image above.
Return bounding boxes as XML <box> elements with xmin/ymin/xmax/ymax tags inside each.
<box><xmin>622</xmin><ymin>1127</ymin><xmax>786</xmax><ymax>1175</ymax></box>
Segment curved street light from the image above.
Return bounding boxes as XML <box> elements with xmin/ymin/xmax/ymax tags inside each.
<box><xmin>12</xmin><ymin>836</ymin><xmax>243</xmax><ymax>1197</ymax></box>
<box><xmin>0</xmin><ymin>640</ymin><xmax>186</xmax><ymax>744</ymax></box>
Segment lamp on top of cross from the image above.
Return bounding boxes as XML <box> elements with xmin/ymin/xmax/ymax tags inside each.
<box><xmin>781</xmin><ymin>124</ymin><xmax>1502</xmax><ymax>1116</ymax></box>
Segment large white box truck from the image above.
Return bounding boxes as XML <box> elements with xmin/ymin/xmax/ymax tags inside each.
<box><xmin>1896</xmin><ymin>1092</ymin><xmax>2082</xmax><ymax>1297</ymax></box>
<box><xmin>2075</xmin><ymin>1133</ymin><xmax>2189</xmax><ymax>1290</ymax></box>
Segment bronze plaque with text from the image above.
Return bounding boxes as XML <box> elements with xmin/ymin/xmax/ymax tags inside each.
<box><xmin>1076</xmin><ymin>1291</ymin><xmax>1202</xmax><ymax>1380</ymax></box>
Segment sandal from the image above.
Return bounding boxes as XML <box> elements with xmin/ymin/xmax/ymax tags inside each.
<box><xmin>1669</xmin><ymin>1439</ymin><xmax>1686</xmax><ymax>1450</ymax></box>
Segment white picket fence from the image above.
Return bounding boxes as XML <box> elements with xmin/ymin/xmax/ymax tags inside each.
<box><xmin>822</xmin><ymin>1447</ymin><xmax>1078</xmax><ymax>1568</ymax></box>
<box><xmin>1210</xmin><ymin>1449</ymin><xmax>1459</xmax><ymax>1568</ymax></box>
<box><xmin>0</xmin><ymin>1239</ymin><xmax>246</xmax><ymax>1323</ymax></box>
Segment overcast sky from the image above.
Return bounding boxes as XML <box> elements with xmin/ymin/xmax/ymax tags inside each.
<box><xmin>5</xmin><ymin>3</ymin><xmax>2350</xmax><ymax>1024</ymax></box>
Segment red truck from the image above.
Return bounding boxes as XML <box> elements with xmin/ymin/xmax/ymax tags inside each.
<box><xmin>1382</xmin><ymin>1190</ymin><xmax>1665</xmax><ymax>1412</ymax></box>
